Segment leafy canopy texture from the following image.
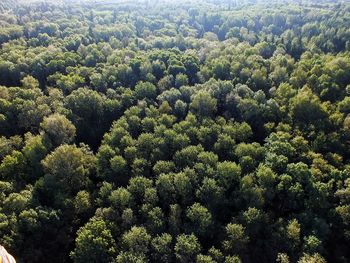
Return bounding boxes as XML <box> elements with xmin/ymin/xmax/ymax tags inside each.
<box><xmin>0</xmin><ymin>0</ymin><xmax>350</xmax><ymax>262</ymax></box>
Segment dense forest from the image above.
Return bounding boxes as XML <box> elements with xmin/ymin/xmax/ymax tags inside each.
<box><xmin>0</xmin><ymin>0</ymin><xmax>350</xmax><ymax>262</ymax></box>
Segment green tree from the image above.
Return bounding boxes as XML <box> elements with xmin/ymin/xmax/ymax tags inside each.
<box><xmin>151</xmin><ymin>233</ymin><xmax>173</xmax><ymax>262</ymax></box>
<box><xmin>186</xmin><ymin>203</ymin><xmax>212</xmax><ymax>236</ymax></box>
<box><xmin>222</xmin><ymin>223</ymin><xmax>249</xmax><ymax>255</ymax></box>
<box><xmin>134</xmin><ymin>81</ymin><xmax>157</xmax><ymax>101</ymax></box>
<box><xmin>175</xmin><ymin>234</ymin><xmax>201</xmax><ymax>263</ymax></box>
<box><xmin>40</xmin><ymin>113</ymin><xmax>76</xmax><ymax>147</ymax></box>
<box><xmin>121</xmin><ymin>226</ymin><xmax>151</xmax><ymax>256</ymax></box>
<box><xmin>190</xmin><ymin>91</ymin><xmax>217</xmax><ymax>118</ymax></box>
<box><xmin>41</xmin><ymin>144</ymin><xmax>95</xmax><ymax>194</ymax></box>
<box><xmin>71</xmin><ymin>218</ymin><xmax>116</xmax><ymax>263</ymax></box>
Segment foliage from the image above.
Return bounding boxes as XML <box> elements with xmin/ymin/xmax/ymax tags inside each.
<box><xmin>0</xmin><ymin>0</ymin><xmax>350</xmax><ymax>262</ymax></box>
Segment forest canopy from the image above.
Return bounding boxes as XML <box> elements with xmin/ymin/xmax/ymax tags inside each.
<box><xmin>0</xmin><ymin>0</ymin><xmax>350</xmax><ymax>262</ymax></box>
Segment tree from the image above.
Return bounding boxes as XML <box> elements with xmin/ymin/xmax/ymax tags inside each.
<box><xmin>224</xmin><ymin>255</ymin><xmax>242</xmax><ymax>263</ymax></box>
<box><xmin>41</xmin><ymin>144</ymin><xmax>95</xmax><ymax>194</ymax></box>
<box><xmin>215</xmin><ymin>161</ymin><xmax>241</xmax><ymax>189</ymax></box>
<box><xmin>287</xmin><ymin>219</ymin><xmax>301</xmax><ymax>246</ymax></box>
<box><xmin>0</xmin><ymin>150</ymin><xmax>26</xmax><ymax>187</ymax></box>
<box><xmin>190</xmin><ymin>91</ymin><xmax>217</xmax><ymax>118</ymax></box>
<box><xmin>151</xmin><ymin>233</ymin><xmax>173</xmax><ymax>262</ymax></box>
<box><xmin>212</xmin><ymin>59</ymin><xmax>231</xmax><ymax>80</ymax></box>
<box><xmin>196</xmin><ymin>254</ymin><xmax>216</xmax><ymax>263</ymax></box>
<box><xmin>175</xmin><ymin>234</ymin><xmax>201</xmax><ymax>263</ymax></box>
<box><xmin>196</xmin><ymin>177</ymin><xmax>224</xmax><ymax>209</ymax></box>
<box><xmin>145</xmin><ymin>206</ymin><xmax>165</xmax><ymax>234</ymax></box>
<box><xmin>290</xmin><ymin>87</ymin><xmax>328</xmax><ymax>128</ymax></box>
<box><xmin>116</xmin><ymin>252</ymin><xmax>147</xmax><ymax>263</ymax></box>
<box><xmin>222</xmin><ymin>223</ymin><xmax>249</xmax><ymax>255</ymax></box>
<box><xmin>186</xmin><ymin>203</ymin><xmax>212</xmax><ymax>236</ymax></box>
<box><xmin>134</xmin><ymin>81</ymin><xmax>157</xmax><ymax>101</ymax></box>
<box><xmin>65</xmin><ymin>88</ymin><xmax>111</xmax><ymax>149</ymax></box>
<box><xmin>71</xmin><ymin>218</ymin><xmax>116</xmax><ymax>263</ymax></box>
<box><xmin>1</xmin><ymin>1</ymin><xmax>350</xmax><ymax>263</ymax></box>
<box><xmin>121</xmin><ymin>226</ymin><xmax>151</xmax><ymax>256</ymax></box>
<box><xmin>297</xmin><ymin>253</ymin><xmax>326</xmax><ymax>263</ymax></box>
<box><xmin>174</xmin><ymin>100</ymin><xmax>188</xmax><ymax>119</ymax></box>
<box><xmin>40</xmin><ymin>113</ymin><xmax>76</xmax><ymax>147</ymax></box>
<box><xmin>175</xmin><ymin>73</ymin><xmax>189</xmax><ymax>88</ymax></box>
<box><xmin>110</xmin><ymin>155</ymin><xmax>128</xmax><ymax>183</ymax></box>
<box><xmin>22</xmin><ymin>133</ymin><xmax>47</xmax><ymax>181</ymax></box>
<box><xmin>21</xmin><ymin>75</ymin><xmax>39</xmax><ymax>90</ymax></box>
